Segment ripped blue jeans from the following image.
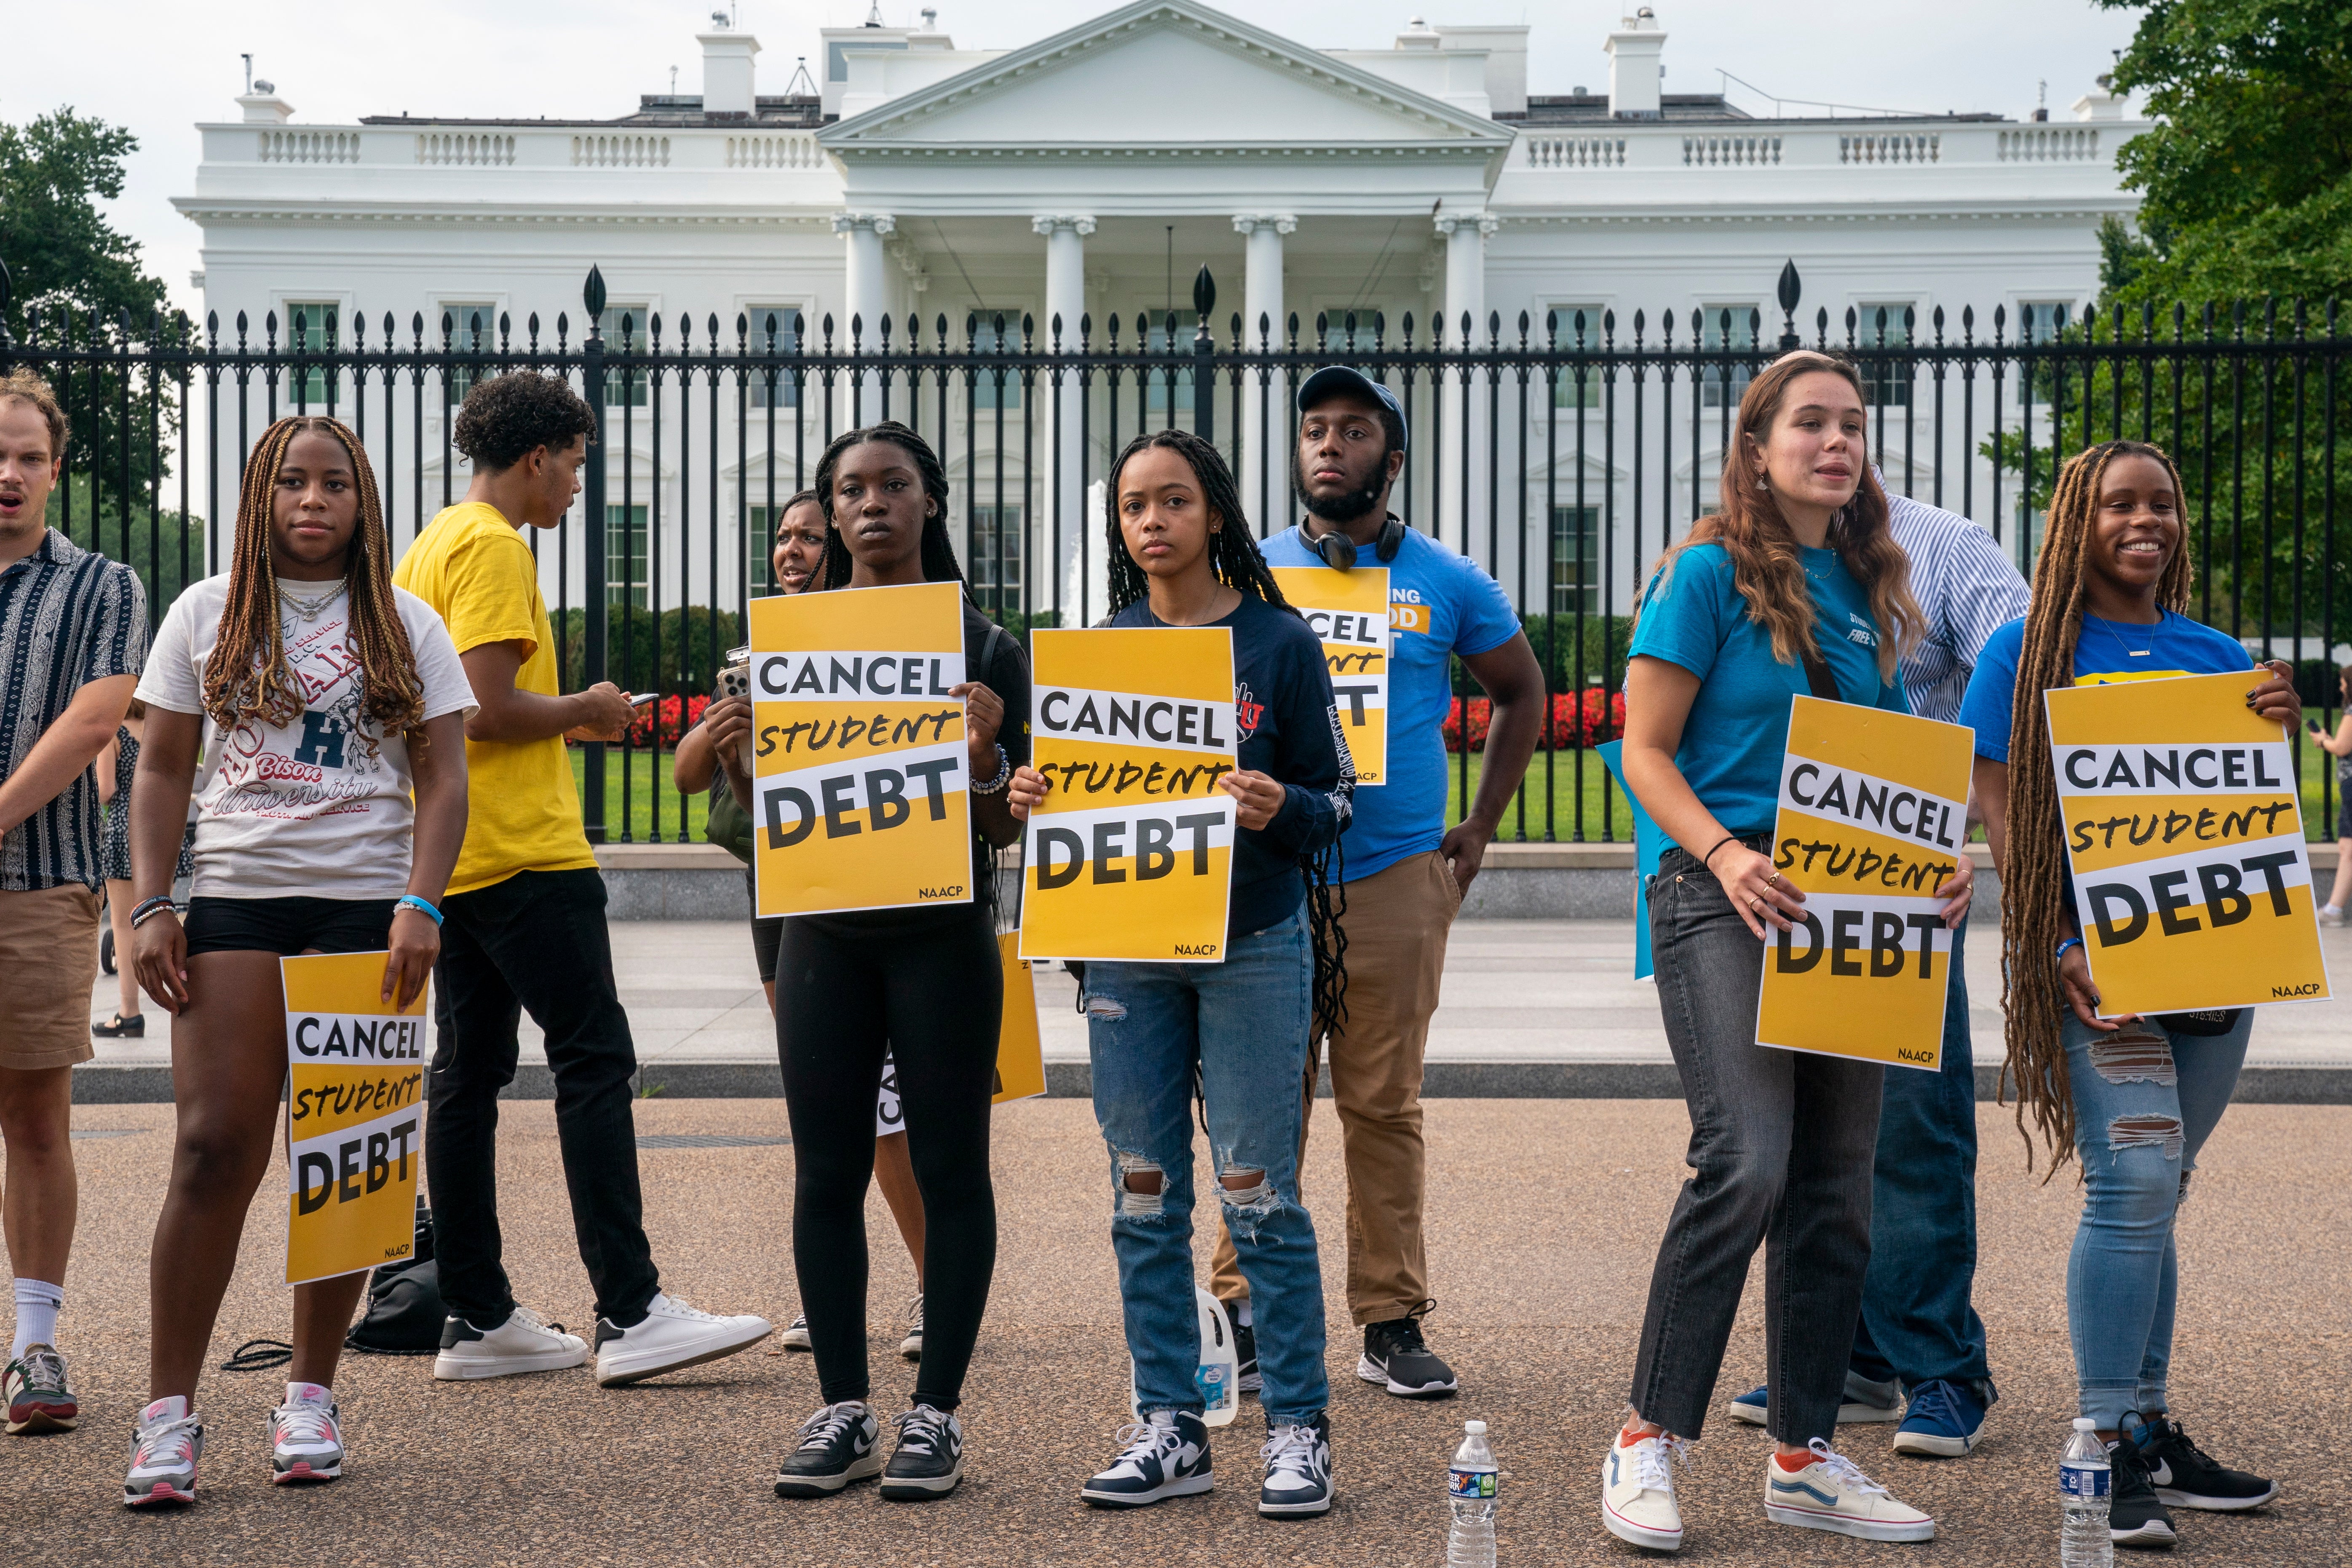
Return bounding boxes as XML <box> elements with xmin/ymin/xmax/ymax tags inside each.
<box><xmin>1085</xmin><ymin>904</ymin><xmax>1328</xmax><ymax>1426</ymax></box>
<box><xmin>2061</xmin><ymin>1004</ymin><xmax>2251</xmax><ymax>1429</ymax></box>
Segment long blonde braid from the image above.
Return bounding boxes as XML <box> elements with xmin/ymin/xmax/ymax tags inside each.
<box><xmin>1998</xmin><ymin>439</ymin><xmax>2195</xmax><ymax>1173</ymax></box>
<box><xmin>200</xmin><ymin>416</ymin><xmax>425</xmax><ymax>750</ymax></box>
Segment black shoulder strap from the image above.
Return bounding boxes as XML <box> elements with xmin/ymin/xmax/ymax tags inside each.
<box><xmin>1798</xmin><ymin>641</ymin><xmax>1843</xmax><ymax>702</ymax></box>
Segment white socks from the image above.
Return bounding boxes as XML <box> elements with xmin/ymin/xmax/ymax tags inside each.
<box><xmin>1233</xmin><ymin>1298</ymin><xmax>1254</xmax><ymax>1329</ymax></box>
<box><xmin>12</xmin><ymin>1278</ymin><xmax>62</xmax><ymax>1359</ymax></box>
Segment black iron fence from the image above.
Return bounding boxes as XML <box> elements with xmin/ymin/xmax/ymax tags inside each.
<box><xmin>5</xmin><ymin>259</ymin><xmax>2345</xmax><ymax>846</ymax></box>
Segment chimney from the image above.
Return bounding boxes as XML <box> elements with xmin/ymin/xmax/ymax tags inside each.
<box><xmin>1606</xmin><ymin>8</ymin><xmax>1664</xmax><ymax>120</ymax></box>
<box><xmin>238</xmin><ymin>79</ymin><xmax>294</xmax><ymax>125</ymax></box>
<box><xmin>699</xmin><ymin>24</ymin><xmax>760</xmax><ymax>118</ymax></box>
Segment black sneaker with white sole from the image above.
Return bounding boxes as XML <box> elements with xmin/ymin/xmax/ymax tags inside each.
<box><xmin>2105</xmin><ymin>1429</ymin><xmax>2178</xmax><ymax>1548</ymax></box>
<box><xmin>1358</xmin><ymin>1301</ymin><xmax>1456</xmax><ymax>1399</ymax></box>
<box><xmin>773</xmin><ymin>1401</ymin><xmax>883</xmax><ymax>1498</ymax></box>
<box><xmin>880</xmin><ymin>1404</ymin><xmax>963</xmax><ymax>1500</ymax></box>
<box><xmin>1259</xmin><ymin>1412</ymin><xmax>1334</xmax><ymax>1517</ymax></box>
<box><xmin>1080</xmin><ymin>1410</ymin><xmax>1214</xmax><ymax>1509</ymax></box>
<box><xmin>1224</xmin><ymin>1308</ymin><xmax>1262</xmax><ymax>1395</ymax></box>
<box><xmin>2130</xmin><ymin>1414</ymin><xmax>2277</xmax><ymax>1511</ymax></box>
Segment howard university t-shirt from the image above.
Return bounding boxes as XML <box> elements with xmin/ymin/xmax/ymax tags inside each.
<box><xmin>1259</xmin><ymin>525</ymin><xmax>1521</xmax><ymax>881</ymax></box>
<box><xmin>1629</xmin><ymin>542</ymin><xmax>1908</xmax><ymax>836</ymax></box>
<box><xmin>1958</xmin><ymin>611</ymin><xmax>2255</xmax><ymax>761</ymax></box>
<box><xmin>137</xmin><ymin>576</ymin><xmax>477</xmax><ymax>899</ymax></box>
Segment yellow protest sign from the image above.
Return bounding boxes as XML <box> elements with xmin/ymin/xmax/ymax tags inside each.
<box><xmin>1271</xmin><ymin>566</ymin><xmax>1389</xmax><ymax>785</ymax></box>
<box><xmin>281</xmin><ymin>953</ymin><xmax>426</xmax><ymax>1285</ymax></box>
<box><xmin>2047</xmin><ymin>669</ymin><xmax>2329</xmax><ymax>1015</ymax></box>
<box><xmin>1755</xmin><ymin>696</ymin><xmax>1973</xmax><ymax>1070</ymax></box>
<box><xmin>1018</xmin><ymin>626</ymin><xmax>1236</xmax><ymax>963</ymax></box>
<box><xmin>749</xmin><ymin>580</ymin><xmax>973</xmax><ymax>917</ymax></box>
<box><xmin>992</xmin><ymin>932</ymin><xmax>1047</xmax><ymax>1105</ymax></box>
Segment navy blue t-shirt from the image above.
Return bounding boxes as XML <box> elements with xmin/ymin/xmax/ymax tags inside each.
<box><xmin>1109</xmin><ymin>592</ymin><xmax>1354</xmax><ymax>935</ymax></box>
<box><xmin>1958</xmin><ymin>610</ymin><xmax>2256</xmax><ymax>761</ymax></box>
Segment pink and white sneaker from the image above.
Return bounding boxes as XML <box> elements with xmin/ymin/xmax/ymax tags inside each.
<box><xmin>270</xmin><ymin>1382</ymin><xmax>344</xmax><ymax>1483</ymax></box>
<box><xmin>123</xmin><ymin>1396</ymin><xmax>204</xmax><ymax>1506</ymax></box>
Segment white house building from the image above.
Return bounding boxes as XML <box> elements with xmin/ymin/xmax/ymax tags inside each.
<box><xmin>175</xmin><ymin>0</ymin><xmax>2141</xmax><ymax>624</ymax></box>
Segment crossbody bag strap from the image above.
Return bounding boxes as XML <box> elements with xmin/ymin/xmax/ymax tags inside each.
<box><xmin>1797</xmin><ymin>640</ymin><xmax>1843</xmax><ymax>702</ymax></box>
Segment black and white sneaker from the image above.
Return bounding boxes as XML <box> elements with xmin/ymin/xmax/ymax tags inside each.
<box><xmin>773</xmin><ymin>1401</ymin><xmax>883</xmax><ymax>1498</ymax></box>
<box><xmin>1079</xmin><ymin>1410</ymin><xmax>1214</xmax><ymax>1509</ymax></box>
<box><xmin>2132</xmin><ymin>1414</ymin><xmax>2277</xmax><ymax>1511</ymax></box>
<box><xmin>1227</xmin><ymin>1310</ymin><xmax>1263</xmax><ymax>1396</ymax></box>
<box><xmin>778</xmin><ymin>1313</ymin><xmax>811</xmax><ymax>1351</ymax></box>
<box><xmin>2106</xmin><ymin>1428</ymin><xmax>2179</xmax><ymax>1548</ymax></box>
<box><xmin>1358</xmin><ymin>1300</ymin><xmax>1457</xmax><ymax>1398</ymax></box>
<box><xmin>880</xmin><ymin>1404</ymin><xmax>963</xmax><ymax>1500</ymax></box>
<box><xmin>1259</xmin><ymin>1412</ymin><xmax>1334</xmax><ymax>1517</ymax></box>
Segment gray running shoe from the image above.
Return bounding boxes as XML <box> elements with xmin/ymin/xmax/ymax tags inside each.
<box><xmin>123</xmin><ymin>1397</ymin><xmax>203</xmax><ymax>1507</ymax></box>
<box><xmin>270</xmin><ymin>1383</ymin><xmax>343</xmax><ymax>1483</ymax></box>
<box><xmin>4</xmin><ymin>1345</ymin><xmax>78</xmax><ymax>1434</ymax></box>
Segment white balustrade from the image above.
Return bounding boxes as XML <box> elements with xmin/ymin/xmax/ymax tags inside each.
<box><xmin>1841</xmin><ymin>133</ymin><xmax>1940</xmax><ymax>165</ymax></box>
<box><xmin>1682</xmin><ymin>135</ymin><xmax>1782</xmax><ymax>166</ymax></box>
<box><xmin>415</xmin><ymin>132</ymin><xmax>516</xmax><ymax>167</ymax></box>
<box><xmin>1526</xmin><ymin>135</ymin><xmax>1626</xmax><ymax>169</ymax></box>
<box><xmin>259</xmin><ymin>130</ymin><xmax>360</xmax><ymax>165</ymax></box>
<box><xmin>573</xmin><ymin>134</ymin><xmax>672</xmax><ymax>169</ymax></box>
<box><xmin>725</xmin><ymin>134</ymin><xmax>824</xmax><ymax>170</ymax></box>
<box><xmin>1996</xmin><ymin>127</ymin><xmax>2101</xmax><ymax>162</ymax></box>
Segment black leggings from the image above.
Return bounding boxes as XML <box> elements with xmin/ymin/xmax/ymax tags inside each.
<box><xmin>775</xmin><ymin>909</ymin><xmax>1001</xmax><ymax>1411</ymax></box>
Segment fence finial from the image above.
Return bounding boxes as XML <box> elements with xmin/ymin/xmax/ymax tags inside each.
<box><xmin>583</xmin><ymin>265</ymin><xmax>608</xmax><ymax>323</ymax></box>
<box><xmin>1776</xmin><ymin>259</ymin><xmax>1802</xmax><ymax>350</ymax></box>
<box><xmin>1192</xmin><ymin>265</ymin><xmax>1215</xmax><ymax>325</ymax></box>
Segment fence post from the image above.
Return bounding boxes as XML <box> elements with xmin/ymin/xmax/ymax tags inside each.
<box><xmin>580</xmin><ymin>265</ymin><xmax>609</xmax><ymax>844</ymax></box>
<box><xmin>1192</xmin><ymin>265</ymin><xmax>1216</xmax><ymax>444</ymax></box>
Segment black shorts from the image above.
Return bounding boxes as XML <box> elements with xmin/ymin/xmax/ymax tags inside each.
<box><xmin>2338</xmin><ymin>789</ymin><xmax>2352</xmax><ymax>842</ymax></box>
<box><xmin>182</xmin><ymin>895</ymin><xmax>398</xmax><ymax>958</ymax></box>
<box><xmin>744</xmin><ymin>867</ymin><xmax>783</xmax><ymax>983</ymax></box>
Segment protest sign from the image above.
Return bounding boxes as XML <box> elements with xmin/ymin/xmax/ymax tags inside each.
<box><xmin>281</xmin><ymin>952</ymin><xmax>426</xmax><ymax>1285</ymax></box>
<box><xmin>1753</xmin><ymin>696</ymin><xmax>1973</xmax><ymax>1070</ymax></box>
<box><xmin>748</xmin><ymin>580</ymin><xmax>972</xmax><ymax>918</ymax></box>
<box><xmin>1018</xmin><ymin>626</ymin><xmax>1237</xmax><ymax>963</ymax></box>
<box><xmin>992</xmin><ymin>932</ymin><xmax>1047</xmax><ymax>1105</ymax></box>
<box><xmin>2047</xmin><ymin>669</ymin><xmax>2328</xmax><ymax>1015</ymax></box>
<box><xmin>1270</xmin><ymin>566</ymin><xmax>1389</xmax><ymax>785</ymax></box>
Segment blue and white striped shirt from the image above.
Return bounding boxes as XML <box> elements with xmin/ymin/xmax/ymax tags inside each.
<box><xmin>0</xmin><ymin>529</ymin><xmax>147</xmax><ymax>891</ymax></box>
<box><xmin>1885</xmin><ymin>491</ymin><xmax>2031</xmax><ymax>728</ymax></box>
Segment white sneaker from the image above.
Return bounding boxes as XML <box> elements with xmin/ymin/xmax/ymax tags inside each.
<box><xmin>899</xmin><ymin>1293</ymin><xmax>924</xmax><ymax>1362</ymax></box>
<box><xmin>779</xmin><ymin>1312</ymin><xmax>813</xmax><ymax>1351</ymax></box>
<box><xmin>1601</xmin><ymin>1431</ymin><xmax>1688</xmax><ymax>1552</ymax></box>
<box><xmin>593</xmin><ymin>1292</ymin><xmax>773</xmax><ymax>1386</ymax></box>
<box><xmin>123</xmin><ymin>1396</ymin><xmax>203</xmax><ymax>1507</ymax></box>
<box><xmin>1763</xmin><ymin>1440</ymin><xmax>1936</xmax><ymax>1542</ymax></box>
<box><xmin>269</xmin><ymin>1382</ymin><xmax>343</xmax><ymax>1483</ymax></box>
<box><xmin>433</xmin><ymin>1306</ymin><xmax>589</xmax><ymax>1381</ymax></box>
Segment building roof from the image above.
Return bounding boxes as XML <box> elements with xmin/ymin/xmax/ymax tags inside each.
<box><xmin>357</xmin><ymin>96</ymin><xmax>827</xmax><ymax>130</ymax></box>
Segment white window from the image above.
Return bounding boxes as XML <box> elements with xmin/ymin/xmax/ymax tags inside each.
<box><xmin>1857</xmin><ymin>301</ymin><xmax>1914</xmax><ymax>408</ymax></box>
<box><xmin>286</xmin><ymin>301</ymin><xmax>339</xmax><ymax>409</ymax></box>
<box><xmin>970</xmin><ymin>310</ymin><xmax>1025</xmax><ymax>411</ymax></box>
<box><xmin>744</xmin><ymin>305</ymin><xmax>801</xmax><ymax>409</ymax></box>
<box><xmin>597</xmin><ymin>305</ymin><xmax>652</xmax><ymax>408</ymax></box>
<box><xmin>969</xmin><ymin>502</ymin><xmax>1023</xmax><ymax>605</ymax></box>
<box><xmin>1698</xmin><ymin>304</ymin><xmax>1758</xmax><ymax>409</ymax></box>
<box><xmin>1549</xmin><ymin>305</ymin><xmax>1607</xmax><ymax>408</ymax></box>
<box><xmin>606</xmin><ymin>503</ymin><xmax>648</xmax><ymax>608</ymax></box>
<box><xmin>2018</xmin><ymin>301</ymin><xmax>2071</xmax><ymax>407</ymax></box>
<box><xmin>1551</xmin><ymin>505</ymin><xmax>1601</xmax><ymax>614</ymax></box>
<box><xmin>440</xmin><ymin>302</ymin><xmax>497</xmax><ymax>405</ymax></box>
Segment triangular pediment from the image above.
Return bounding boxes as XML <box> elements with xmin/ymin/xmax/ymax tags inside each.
<box><xmin>821</xmin><ymin>0</ymin><xmax>1512</xmax><ymax>153</ymax></box>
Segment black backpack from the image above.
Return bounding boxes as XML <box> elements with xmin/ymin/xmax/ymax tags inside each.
<box><xmin>345</xmin><ymin>1196</ymin><xmax>447</xmax><ymax>1356</ymax></box>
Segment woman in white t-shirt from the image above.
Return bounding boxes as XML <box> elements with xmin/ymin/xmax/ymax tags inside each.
<box><xmin>120</xmin><ymin>416</ymin><xmax>476</xmax><ymax>1508</ymax></box>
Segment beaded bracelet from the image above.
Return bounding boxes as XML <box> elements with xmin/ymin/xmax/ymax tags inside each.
<box><xmin>394</xmin><ymin>895</ymin><xmax>444</xmax><ymax>927</ymax></box>
<box><xmin>128</xmin><ymin>897</ymin><xmax>177</xmax><ymax>929</ymax></box>
<box><xmin>970</xmin><ymin>744</ymin><xmax>1014</xmax><ymax>796</ymax></box>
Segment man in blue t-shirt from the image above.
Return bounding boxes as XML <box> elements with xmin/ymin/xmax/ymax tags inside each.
<box><xmin>1208</xmin><ymin>366</ymin><xmax>1544</xmax><ymax>1399</ymax></box>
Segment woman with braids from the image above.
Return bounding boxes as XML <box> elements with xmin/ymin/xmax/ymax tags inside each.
<box><xmin>1603</xmin><ymin>353</ymin><xmax>1961</xmax><ymax>1552</ymax></box>
<box><xmin>676</xmin><ymin>488</ymin><xmax>931</xmax><ymax>1361</ymax></box>
<box><xmin>769</xmin><ymin>423</ymin><xmax>1027</xmax><ymax>1504</ymax></box>
<box><xmin>1008</xmin><ymin>429</ymin><xmax>1354</xmax><ymax>1520</ymax></box>
<box><xmin>1959</xmin><ymin>439</ymin><xmax>2295</xmax><ymax>1547</ymax></box>
<box><xmin>120</xmin><ymin>417</ymin><xmax>476</xmax><ymax>1505</ymax></box>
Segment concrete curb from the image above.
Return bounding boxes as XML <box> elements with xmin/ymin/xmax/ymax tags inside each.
<box><xmin>71</xmin><ymin>1061</ymin><xmax>2352</xmax><ymax>1104</ymax></box>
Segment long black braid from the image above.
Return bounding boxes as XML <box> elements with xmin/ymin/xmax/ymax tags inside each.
<box><xmin>811</xmin><ymin>421</ymin><xmax>971</xmax><ymax>598</ymax></box>
<box><xmin>1103</xmin><ymin>428</ymin><xmax>1349</xmax><ymax>1040</ymax></box>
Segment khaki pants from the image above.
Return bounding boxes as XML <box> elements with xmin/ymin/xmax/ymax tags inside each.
<box><xmin>0</xmin><ymin>883</ymin><xmax>100</xmax><ymax>1070</ymax></box>
<box><xmin>1209</xmin><ymin>849</ymin><xmax>1460</xmax><ymax>1326</ymax></box>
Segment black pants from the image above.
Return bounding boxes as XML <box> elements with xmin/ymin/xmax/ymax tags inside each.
<box><xmin>776</xmin><ymin>908</ymin><xmax>1001</xmax><ymax>1412</ymax></box>
<box><xmin>427</xmin><ymin>868</ymin><xmax>660</xmax><ymax>1328</ymax></box>
<box><xmin>1630</xmin><ymin>845</ymin><xmax>1884</xmax><ymax>1445</ymax></box>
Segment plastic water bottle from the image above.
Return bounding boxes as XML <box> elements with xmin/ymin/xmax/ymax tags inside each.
<box><xmin>1446</xmin><ymin>1419</ymin><xmax>1498</xmax><ymax>1568</ymax></box>
<box><xmin>2060</xmin><ymin>1417</ymin><xmax>2113</xmax><ymax>1568</ymax></box>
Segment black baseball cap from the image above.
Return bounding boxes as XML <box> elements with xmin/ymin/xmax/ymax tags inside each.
<box><xmin>1296</xmin><ymin>366</ymin><xmax>1407</xmax><ymax>451</ymax></box>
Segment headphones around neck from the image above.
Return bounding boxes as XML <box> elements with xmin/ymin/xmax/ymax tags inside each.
<box><xmin>1311</xmin><ymin>514</ymin><xmax>1405</xmax><ymax>571</ymax></box>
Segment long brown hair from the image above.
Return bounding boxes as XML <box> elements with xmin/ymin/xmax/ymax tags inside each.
<box><xmin>1640</xmin><ymin>351</ymin><xmax>1921</xmax><ymax>685</ymax></box>
<box><xmin>201</xmin><ymin>416</ymin><xmax>424</xmax><ymax>748</ymax></box>
<box><xmin>1997</xmin><ymin>439</ymin><xmax>2195</xmax><ymax>1173</ymax></box>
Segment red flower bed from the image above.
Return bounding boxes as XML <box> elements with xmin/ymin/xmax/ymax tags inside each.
<box><xmin>1444</xmin><ymin>689</ymin><xmax>1624</xmax><ymax>752</ymax></box>
<box><xmin>623</xmin><ymin>693</ymin><xmax>711</xmax><ymax>749</ymax></box>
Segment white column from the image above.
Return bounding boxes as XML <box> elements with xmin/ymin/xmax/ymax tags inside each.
<box><xmin>1234</xmin><ymin>214</ymin><xmax>1295</xmax><ymax>533</ymax></box>
<box><xmin>834</xmin><ymin>211</ymin><xmax>894</xmax><ymax>419</ymax></box>
<box><xmin>1033</xmin><ymin>215</ymin><xmax>1095</xmax><ymax>623</ymax></box>
<box><xmin>1435</xmin><ymin>211</ymin><xmax>1497</xmax><ymax>561</ymax></box>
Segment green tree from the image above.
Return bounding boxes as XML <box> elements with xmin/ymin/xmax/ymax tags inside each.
<box><xmin>0</xmin><ymin>107</ymin><xmax>167</xmax><ymax>334</ymax></box>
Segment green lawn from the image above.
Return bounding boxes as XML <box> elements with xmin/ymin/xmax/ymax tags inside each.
<box><xmin>568</xmin><ymin>747</ymin><xmax>715</xmax><ymax>846</ymax></box>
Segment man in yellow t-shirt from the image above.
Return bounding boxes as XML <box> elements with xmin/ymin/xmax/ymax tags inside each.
<box><xmin>395</xmin><ymin>372</ymin><xmax>770</xmax><ymax>1388</ymax></box>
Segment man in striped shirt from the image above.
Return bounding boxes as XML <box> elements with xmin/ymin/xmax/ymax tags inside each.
<box><xmin>0</xmin><ymin>369</ymin><xmax>146</xmax><ymax>1435</ymax></box>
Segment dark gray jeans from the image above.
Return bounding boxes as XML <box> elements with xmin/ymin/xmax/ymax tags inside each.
<box><xmin>1630</xmin><ymin>840</ymin><xmax>1885</xmax><ymax>1445</ymax></box>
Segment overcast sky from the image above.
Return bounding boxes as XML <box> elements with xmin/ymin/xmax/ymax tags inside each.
<box><xmin>20</xmin><ymin>0</ymin><xmax>2143</xmax><ymax>318</ymax></box>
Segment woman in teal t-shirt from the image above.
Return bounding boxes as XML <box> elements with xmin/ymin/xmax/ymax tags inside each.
<box><xmin>1961</xmin><ymin>439</ymin><xmax>2298</xmax><ymax>1546</ymax></box>
<box><xmin>1601</xmin><ymin>351</ymin><xmax>1968</xmax><ymax>1553</ymax></box>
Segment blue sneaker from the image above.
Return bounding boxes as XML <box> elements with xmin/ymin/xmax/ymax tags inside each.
<box><xmin>1890</xmin><ymin>1378</ymin><xmax>1993</xmax><ymax>1458</ymax></box>
<box><xmin>1726</xmin><ymin>1370</ymin><xmax>1901</xmax><ymax>1427</ymax></box>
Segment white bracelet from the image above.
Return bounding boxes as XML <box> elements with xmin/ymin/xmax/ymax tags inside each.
<box><xmin>971</xmin><ymin>744</ymin><xmax>1013</xmax><ymax>796</ymax></box>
